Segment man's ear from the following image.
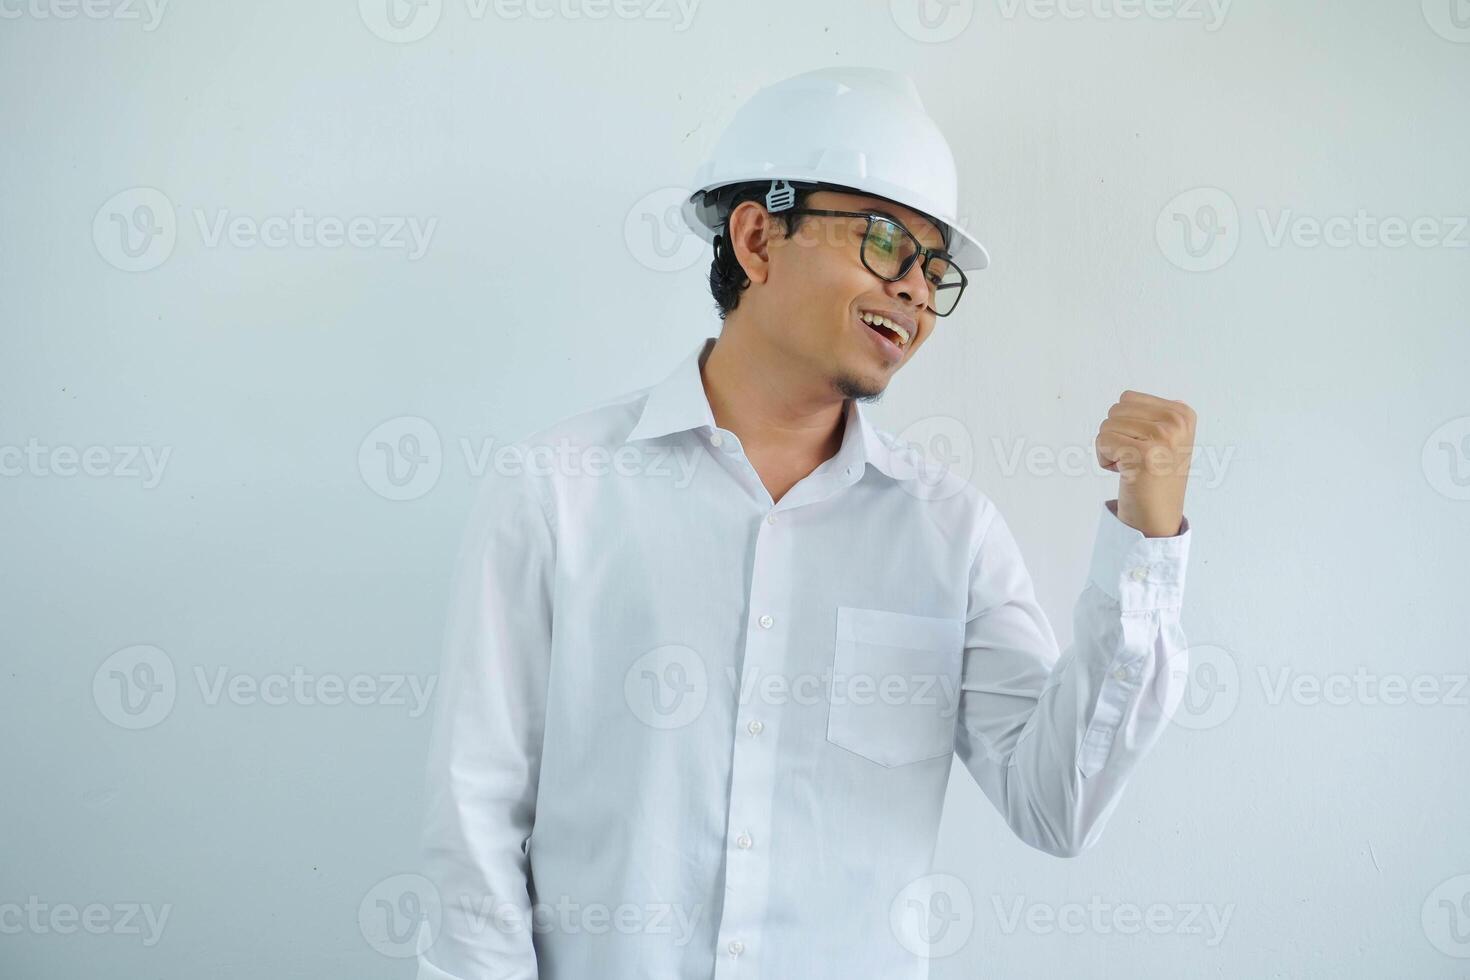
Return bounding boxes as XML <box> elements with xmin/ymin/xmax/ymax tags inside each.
<box><xmin>727</xmin><ymin>200</ymin><xmax>774</xmax><ymax>286</ymax></box>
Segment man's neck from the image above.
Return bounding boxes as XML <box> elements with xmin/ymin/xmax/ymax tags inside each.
<box><xmin>699</xmin><ymin>327</ymin><xmax>847</xmax><ymax>491</ymax></box>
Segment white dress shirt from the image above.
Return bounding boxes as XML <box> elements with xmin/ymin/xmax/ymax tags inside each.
<box><xmin>416</xmin><ymin>336</ymin><xmax>1192</xmax><ymax>979</ymax></box>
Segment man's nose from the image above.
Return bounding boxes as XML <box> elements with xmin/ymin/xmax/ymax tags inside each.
<box><xmin>884</xmin><ymin>257</ymin><xmax>930</xmax><ymax>311</ymax></box>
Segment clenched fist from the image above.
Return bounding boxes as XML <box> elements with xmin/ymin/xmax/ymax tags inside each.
<box><xmin>1095</xmin><ymin>390</ymin><xmax>1196</xmax><ymax>538</ymax></box>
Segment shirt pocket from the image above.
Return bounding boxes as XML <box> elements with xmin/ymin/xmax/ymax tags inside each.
<box><xmin>826</xmin><ymin>605</ymin><xmax>966</xmax><ymax>768</ymax></box>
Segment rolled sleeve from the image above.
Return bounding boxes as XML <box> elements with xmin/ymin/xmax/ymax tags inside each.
<box><xmin>955</xmin><ymin>496</ymin><xmax>1194</xmax><ymax>857</ymax></box>
<box><xmin>1088</xmin><ymin>499</ymin><xmax>1190</xmax><ymax>611</ymax></box>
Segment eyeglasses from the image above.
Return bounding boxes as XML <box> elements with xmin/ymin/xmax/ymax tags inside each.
<box><xmin>782</xmin><ymin>208</ymin><xmax>969</xmax><ymax>317</ymax></box>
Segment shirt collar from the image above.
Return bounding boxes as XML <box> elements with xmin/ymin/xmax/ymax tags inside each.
<box><xmin>624</xmin><ymin>336</ymin><xmax>912</xmax><ymax>483</ymax></box>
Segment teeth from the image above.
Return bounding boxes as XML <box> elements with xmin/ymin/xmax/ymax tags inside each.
<box><xmin>860</xmin><ymin>311</ymin><xmax>910</xmax><ymax>347</ymax></box>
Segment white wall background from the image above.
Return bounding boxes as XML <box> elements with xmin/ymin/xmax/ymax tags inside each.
<box><xmin>2</xmin><ymin>1</ymin><xmax>1467</xmax><ymax>977</ymax></box>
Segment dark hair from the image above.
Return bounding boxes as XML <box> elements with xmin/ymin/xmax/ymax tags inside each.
<box><xmin>706</xmin><ymin>181</ymin><xmax>816</xmax><ymax>320</ymax></box>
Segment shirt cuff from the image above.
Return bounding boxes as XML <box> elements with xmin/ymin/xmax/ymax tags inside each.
<box><xmin>1087</xmin><ymin>499</ymin><xmax>1191</xmax><ymax>611</ymax></box>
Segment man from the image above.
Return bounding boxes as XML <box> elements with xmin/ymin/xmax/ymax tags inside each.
<box><xmin>417</xmin><ymin>66</ymin><xmax>1195</xmax><ymax>979</ymax></box>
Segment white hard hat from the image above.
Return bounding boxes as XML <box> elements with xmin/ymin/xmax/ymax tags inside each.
<box><xmin>682</xmin><ymin>66</ymin><xmax>989</xmax><ymax>272</ymax></box>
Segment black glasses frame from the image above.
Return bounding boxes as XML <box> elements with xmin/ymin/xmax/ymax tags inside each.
<box><xmin>780</xmin><ymin>207</ymin><xmax>969</xmax><ymax>317</ymax></box>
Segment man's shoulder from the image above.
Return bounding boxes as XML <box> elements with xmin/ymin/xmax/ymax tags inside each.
<box><xmin>863</xmin><ymin>420</ymin><xmax>992</xmax><ymax>511</ymax></box>
<box><xmin>506</xmin><ymin>379</ymin><xmax>655</xmax><ymax>456</ymax></box>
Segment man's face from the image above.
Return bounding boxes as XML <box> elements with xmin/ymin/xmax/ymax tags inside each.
<box><xmin>757</xmin><ymin>188</ymin><xmax>948</xmax><ymax>400</ymax></box>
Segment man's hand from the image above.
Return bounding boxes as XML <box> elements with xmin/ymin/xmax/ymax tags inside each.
<box><xmin>1095</xmin><ymin>390</ymin><xmax>1196</xmax><ymax>538</ymax></box>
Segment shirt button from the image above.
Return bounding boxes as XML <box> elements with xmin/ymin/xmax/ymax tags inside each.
<box><xmin>709</xmin><ymin>431</ymin><xmax>724</xmax><ymax>447</ymax></box>
<box><xmin>747</xmin><ymin>719</ymin><xmax>764</xmax><ymax>735</ymax></box>
<box><xmin>1129</xmin><ymin>566</ymin><xmax>1149</xmax><ymax>582</ymax></box>
<box><xmin>766</xmin><ymin>511</ymin><xmax>777</xmax><ymax>524</ymax></box>
<box><xmin>1113</xmin><ymin>667</ymin><xmax>1129</xmax><ymax>681</ymax></box>
<box><xmin>758</xmin><ymin>614</ymin><xmax>774</xmax><ymax>629</ymax></box>
<box><xmin>727</xmin><ymin>940</ymin><xmax>745</xmax><ymax>956</ymax></box>
<box><xmin>736</xmin><ymin>832</ymin><xmax>752</xmax><ymax>849</ymax></box>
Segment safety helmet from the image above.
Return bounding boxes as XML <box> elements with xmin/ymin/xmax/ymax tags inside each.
<box><xmin>682</xmin><ymin>66</ymin><xmax>989</xmax><ymax>272</ymax></box>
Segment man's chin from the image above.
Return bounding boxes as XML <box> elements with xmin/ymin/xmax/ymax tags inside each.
<box><xmin>832</xmin><ymin>372</ymin><xmax>887</xmax><ymax>402</ymax></box>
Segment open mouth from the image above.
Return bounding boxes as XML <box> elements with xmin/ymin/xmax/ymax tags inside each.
<box><xmin>858</xmin><ymin>310</ymin><xmax>911</xmax><ymax>353</ymax></box>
